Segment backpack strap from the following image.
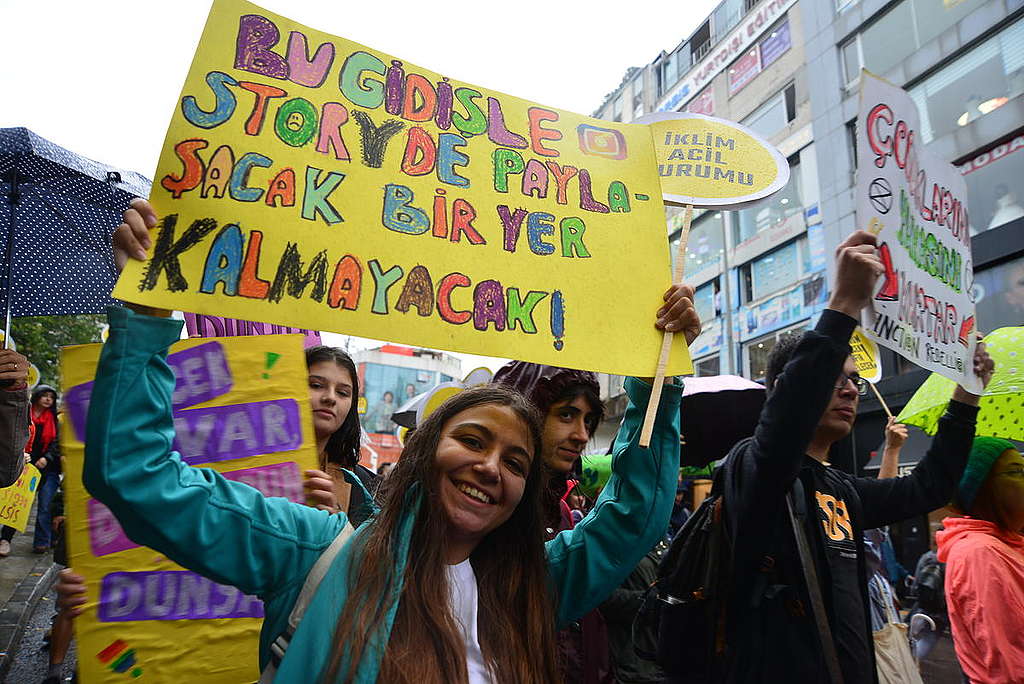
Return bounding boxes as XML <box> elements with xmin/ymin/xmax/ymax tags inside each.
<box><xmin>259</xmin><ymin>523</ymin><xmax>355</xmax><ymax>683</ymax></box>
<box><xmin>788</xmin><ymin>477</ymin><xmax>845</xmax><ymax>684</ymax></box>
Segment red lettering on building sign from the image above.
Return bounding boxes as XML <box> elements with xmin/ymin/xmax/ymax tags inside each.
<box><xmin>959</xmin><ymin>135</ymin><xmax>1024</xmax><ymax>175</ymax></box>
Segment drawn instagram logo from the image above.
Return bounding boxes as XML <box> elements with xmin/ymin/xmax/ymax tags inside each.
<box><xmin>97</xmin><ymin>639</ymin><xmax>142</xmax><ymax>678</ymax></box>
<box><xmin>577</xmin><ymin>125</ymin><xmax>628</xmax><ymax>160</ymax></box>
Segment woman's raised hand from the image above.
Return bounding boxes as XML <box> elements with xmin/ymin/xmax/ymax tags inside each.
<box><xmin>656</xmin><ymin>283</ymin><xmax>702</xmax><ymax>346</ymax></box>
<box><xmin>113</xmin><ymin>198</ymin><xmax>158</xmax><ymax>273</ymax></box>
<box><xmin>304</xmin><ymin>469</ymin><xmax>341</xmax><ymax>514</ymax></box>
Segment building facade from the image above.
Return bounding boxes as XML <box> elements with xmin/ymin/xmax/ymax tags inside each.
<box><xmin>593</xmin><ymin>0</ymin><xmax>1024</xmax><ymax>564</ymax></box>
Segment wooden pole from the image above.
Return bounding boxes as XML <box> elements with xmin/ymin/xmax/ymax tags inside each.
<box><xmin>868</xmin><ymin>380</ymin><xmax>893</xmax><ymax>419</ymax></box>
<box><xmin>639</xmin><ymin>204</ymin><xmax>693</xmax><ymax>448</ymax></box>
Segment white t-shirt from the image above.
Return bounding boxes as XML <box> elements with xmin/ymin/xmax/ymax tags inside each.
<box><xmin>446</xmin><ymin>559</ymin><xmax>492</xmax><ymax>683</ymax></box>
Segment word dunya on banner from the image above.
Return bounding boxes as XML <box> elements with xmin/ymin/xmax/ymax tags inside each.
<box><xmin>856</xmin><ymin>71</ymin><xmax>980</xmax><ymax>394</ymax></box>
<box><xmin>62</xmin><ymin>334</ymin><xmax>317</xmax><ymax>683</ymax></box>
<box><xmin>114</xmin><ymin>0</ymin><xmax>693</xmax><ymax>376</ymax></box>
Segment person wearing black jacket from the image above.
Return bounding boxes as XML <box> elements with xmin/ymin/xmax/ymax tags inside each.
<box><xmin>719</xmin><ymin>230</ymin><xmax>994</xmax><ymax>684</ymax></box>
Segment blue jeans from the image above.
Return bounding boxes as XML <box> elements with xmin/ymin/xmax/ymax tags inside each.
<box><xmin>32</xmin><ymin>472</ymin><xmax>59</xmax><ymax>549</ymax></box>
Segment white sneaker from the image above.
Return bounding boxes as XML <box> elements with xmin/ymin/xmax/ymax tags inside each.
<box><xmin>0</xmin><ymin>539</ymin><xmax>10</xmax><ymax>557</ymax></box>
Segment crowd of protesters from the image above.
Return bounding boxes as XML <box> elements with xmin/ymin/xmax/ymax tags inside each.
<box><xmin>1</xmin><ymin>195</ymin><xmax>1017</xmax><ymax>684</ymax></box>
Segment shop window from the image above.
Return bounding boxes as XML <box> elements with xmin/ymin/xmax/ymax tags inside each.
<box><xmin>695</xmin><ymin>354</ymin><xmax>721</xmax><ymax>377</ymax></box>
<box><xmin>734</xmin><ymin>154</ymin><xmax>803</xmax><ymax>245</ymax></box>
<box><xmin>674</xmin><ymin>210</ymin><xmax>725</xmax><ymax>275</ymax></box>
<box><xmin>909</xmin><ymin>19</ymin><xmax>1024</xmax><ymax>143</ymax></box>
<box><xmin>714</xmin><ymin>0</ymin><xmax>743</xmax><ymax>41</ymax></box>
<box><xmin>841</xmin><ymin>36</ymin><xmax>862</xmax><ymax>86</ymax></box>
<box><xmin>746</xmin><ymin>238</ymin><xmax>808</xmax><ymax>302</ymax></box>
<box><xmin>693</xmin><ymin>278</ymin><xmax>722</xmax><ymax>324</ymax></box>
<box><xmin>691</xmin><ymin>21</ymin><xmax>712</xmax><ymax>62</ymax></box>
<box><xmin>972</xmin><ymin>256</ymin><xmax>1024</xmax><ymax>331</ymax></box>
<box><xmin>741</xmin><ymin>84</ymin><xmax>795</xmax><ymax>140</ymax></box>
<box><xmin>744</xmin><ymin>325</ymin><xmax>806</xmax><ymax>382</ymax></box>
<box><xmin>959</xmin><ymin>134</ymin><xmax>1024</xmax><ymax>235</ymax></box>
<box><xmin>841</xmin><ymin>0</ymin><xmax>991</xmax><ymax>87</ymax></box>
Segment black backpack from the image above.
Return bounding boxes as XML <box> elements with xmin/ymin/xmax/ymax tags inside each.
<box><xmin>633</xmin><ymin>468</ymin><xmax>732</xmax><ymax>682</ymax></box>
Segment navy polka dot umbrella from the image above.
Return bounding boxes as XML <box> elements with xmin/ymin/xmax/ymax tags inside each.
<box><xmin>0</xmin><ymin>127</ymin><xmax>150</xmax><ymax>340</ymax></box>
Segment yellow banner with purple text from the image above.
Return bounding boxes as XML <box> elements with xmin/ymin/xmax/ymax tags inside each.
<box><xmin>61</xmin><ymin>334</ymin><xmax>317</xmax><ymax>683</ymax></box>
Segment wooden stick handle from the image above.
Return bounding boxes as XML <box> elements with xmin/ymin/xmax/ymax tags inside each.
<box><xmin>868</xmin><ymin>380</ymin><xmax>893</xmax><ymax>419</ymax></box>
<box><xmin>639</xmin><ymin>204</ymin><xmax>693</xmax><ymax>448</ymax></box>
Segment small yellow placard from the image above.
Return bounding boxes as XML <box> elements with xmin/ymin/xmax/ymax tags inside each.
<box><xmin>637</xmin><ymin>112</ymin><xmax>789</xmax><ymax>208</ymax></box>
<box><xmin>850</xmin><ymin>327</ymin><xmax>882</xmax><ymax>383</ymax></box>
<box><xmin>0</xmin><ymin>463</ymin><xmax>41</xmax><ymax>532</ymax></box>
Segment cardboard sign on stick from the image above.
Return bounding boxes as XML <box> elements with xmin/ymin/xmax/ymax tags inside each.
<box><xmin>855</xmin><ymin>71</ymin><xmax>979</xmax><ymax>394</ymax></box>
<box><xmin>114</xmin><ymin>0</ymin><xmax>693</xmax><ymax>378</ymax></box>
<box><xmin>632</xmin><ymin>112</ymin><xmax>790</xmax><ymax>446</ymax></box>
<box><xmin>61</xmin><ymin>334</ymin><xmax>317</xmax><ymax>683</ymax></box>
<box><xmin>850</xmin><ymin>327</ymin><xmax>882</xmax><ymax>383</ymax></box>
<box><xmin>636</xmin><ymin>112</ymin><xmax>790</xmax><ymax>208</ymax></box>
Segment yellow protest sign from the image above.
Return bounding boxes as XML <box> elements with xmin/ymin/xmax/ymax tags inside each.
<box><xmin>61</xmin><ymin>334</ymin><xmax>317</xmax><ymax>683</ymax></box>
<box><xmin>636</xmin><ymin>112</ymin><xmax>790</xmax><ymax>208</ymax></box>
<box><xmin>850</xmin><ymin>327</ymin><xmax>882</xmax><ymax>383</ymax></box>
<box><xmin>113</xmin><ymin>0</ymin><xmax>693</xmax><ymax>377</ymax></box>
<box><xmin>0</xmin><ymin>463</ymin><xmax>41</xmax><ymax>532</ymax></box>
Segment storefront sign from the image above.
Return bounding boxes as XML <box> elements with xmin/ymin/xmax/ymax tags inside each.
<box><xmin>690</xmin><ymin>317</ymin><xmax>723</xmax><ymax>357</ymax></box>
<box><xmin>686</xmin><ymin>88</ymin><xmax>715</xmax><ymax>116</ymax></box>
<box><xmin>737</xmin><ymin>274</ymin><xmax>827</xmax><ymax>342</ymax></box>
<box><xmin>759</xmin><ymin>20</ymin><xmax>791</xmax><ymax>68</ymax></box>
<box><xmin>729</xmin><ymin>210</ymin><xmax>806</xmax><ymax>265</ymax></box>
<box><xmin>728</xmin><ymin>47</ymin><xmax>762</xmax><ymax>96</ymax></box>
<box><xmin>657</xmin><ymin>0</ymin><xmax>797</xmax><ymax>112</ymax></box>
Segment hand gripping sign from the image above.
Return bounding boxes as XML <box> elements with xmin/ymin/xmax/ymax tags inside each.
<box><xmin>61</xmin><ymin>334</ymin><xmax>317</xmax><ymax>683</ymax></box>
<box><xmin>633</xmin><ymin>112</ymin><xmax>790</xmax><ymax>445</ymax></box>
<box><xmin>114</xmin><ymin>0</ymin><xmax>694</xmax><ymax>379</ymax></box>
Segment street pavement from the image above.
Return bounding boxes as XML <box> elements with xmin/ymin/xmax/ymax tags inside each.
<box><xmin>4</xmin><ymin>584</ymin><xmax>76</xmax><ymax>683</ymax></box>
<box><xmin>0</xmin><ymin>507</ymin><xmax>67</xmax><ymax>683</ymax></box>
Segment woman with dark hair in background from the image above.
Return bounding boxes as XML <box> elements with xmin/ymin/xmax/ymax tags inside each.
<box><xmin>303</xmin><ymin>345</ymin><xmax>379</xmax><ymax>520</ymax></box>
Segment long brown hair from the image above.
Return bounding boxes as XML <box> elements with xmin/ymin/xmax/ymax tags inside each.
<box><xmin>320</xmin><ymin>386</ymin><xmax>561</xmax><ymax>683</ymax></box>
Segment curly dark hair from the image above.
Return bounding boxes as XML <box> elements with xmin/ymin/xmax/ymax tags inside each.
<box><xmin>304</xmin><ymin>346</ymin><xmax>362</xmax><ymax>469</ymax></box>
<box><xmin>764</xmin><ymin>331</ymin><xmax>807</xmax><ymax>393</ymax></box>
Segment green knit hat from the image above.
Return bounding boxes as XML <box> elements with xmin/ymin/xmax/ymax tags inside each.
<box><xmin>955</xmin><ymin>437</ymin><xmax>1017</xmax><ymax>514</ymax></box>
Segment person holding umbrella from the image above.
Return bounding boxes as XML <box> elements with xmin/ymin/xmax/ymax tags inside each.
<box><xmin>0</xmin><ymin>348</ymin><xmax>31</xmax><ymax>487</ymax></box>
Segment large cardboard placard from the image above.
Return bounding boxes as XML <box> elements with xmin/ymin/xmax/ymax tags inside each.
<box><xmin>114</xmin><ymin>0</ymin><xmax>693</xmax><ymax>376</ymax></box>
<box><xmin>62</xmin><ymin>334</ymin><xmax>317</xmax><ymax>683</ymax></box>
<box><xmin>856</xmin><ymin>71</ymin><xmax>979</xmax><ymax>394</ymax></box>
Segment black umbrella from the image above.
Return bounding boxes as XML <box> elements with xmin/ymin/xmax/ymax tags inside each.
<box><xmin>678</xmin><ymin>375</ymin><xmax>766</xmax><ymax>467</ymax></box>
<box><xmin>0</xmin><ymin>127</ymin><xmax>150</xmax><ymax>343</ymax></box>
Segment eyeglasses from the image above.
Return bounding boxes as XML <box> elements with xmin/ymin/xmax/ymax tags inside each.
<box><xmin>834</xmin><ymin>374</ymin><xmax>868</xmax><ymax>396</ymax></box>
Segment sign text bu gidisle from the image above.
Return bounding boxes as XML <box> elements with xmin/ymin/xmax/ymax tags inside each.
<box><xmin>855</xmin><ymin>71</ymin><xmax>979</xmax><ymax>393</ymax></box>
<box><xmin>61</xmin><ymin>334</ymin><xmax>317</xmax><ymax>683</ymax></box>
<box><xmin>114</xmin><ymin>0</ymin><xmax>692</xmax><ymax>377</ymax></box>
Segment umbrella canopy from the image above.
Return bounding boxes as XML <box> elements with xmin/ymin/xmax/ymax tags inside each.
<box><xmin>679</xmin><ymin>374</ymin><xmax>766</xmax><ymax>467</ymax></box>
<box><xmin>0</xmin><ymin>127</ymin><xmax>150</xmax><ymax>318</ymax></box>
<box><xmin>897</xmin><ymin>327</ymin><xmax>1024</xmax><ymax>441</ymax></box>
